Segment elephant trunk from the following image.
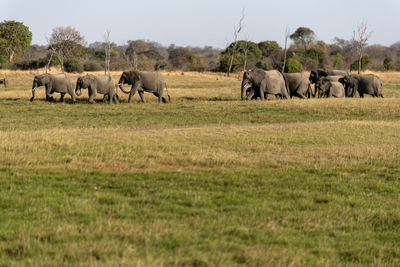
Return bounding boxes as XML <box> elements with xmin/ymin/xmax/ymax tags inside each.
<box><xmin>75</xmin><ymin>82</ymin><xmax>82</xmax><ymax>96</ymax></box>
<box><xmin>118</xmin><ymin>83</ymin><xmax>130</xmax><ymax>94</ymax></box>
<box><xmin>4</xmin><ymin>78</ymin><xmax>8</xmax><ymax>88</ymax></box>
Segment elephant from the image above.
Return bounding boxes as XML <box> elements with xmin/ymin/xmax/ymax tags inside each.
<box><xmin>314</xmin><ymin>75</ymin><xmax>345</xmax><ymax>98</ymax></box>
<box><xmin>76</xmin><ymin>74</ymin><xmax>119</xmax><ymax>104</ymax></box>
<box><xmin>118</xmin><ymin>71</ymin><xmax>170</xmax><ymax>103</ymax></box>
<box><xmin>342</xmin><ymin>74</ymin><xmax>383</xmax><ymax>98</ymax></box>
<box><xmin>30</xmin><ymin>73</ymin><xmax>75</xmax><ymax>103</ymax></box>
<box><xmin>309</xmin><ymin>69</ymin><xmax>349</xmax><ymax>84</ymax></box>
<box><xmin>241</xmin><ymin>69</ymin><xmax>289</xmax><ymax>100</ymax></box>
<box><xmin>316</xmin><ymin>78</ymin><xmax>345</xmax><ymax>98</ymax></box>
<box><xmin>283</xmin><ymin>73</ymin><xmax>312</xmax><ymax>99</ymax></box>
<box><xmin>0</xmin><ymin>77</ymin><xmax>8</xmax><ymax>88</ymax></box>
<box><xmin>245</xmin><ymin>86</ymin><xmax>281</xmax><ymax>100</ymax></box>
<box><xmin>309</xmin><ymin>69</ymin><xmax>348</xmax><ymax>97</ymax></box>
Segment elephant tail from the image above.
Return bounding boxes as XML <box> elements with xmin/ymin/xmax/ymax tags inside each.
<box><xmin>165</xmin><ymin>83</ymin><xmax>171</xmax><ymax>102</ymax></box>
<box><xmin>281</xmin><ymin>72</ymin><xmax>290</xmax><ymax>98</ymax></box>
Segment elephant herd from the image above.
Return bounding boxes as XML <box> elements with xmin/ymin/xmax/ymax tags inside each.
<box><xmin>1</xmin><ymin>68</ymin><xmax>384</xmax><ymax>103</ymax></box>
<box><xmin>29</xmin><ymin>70</ymin><xmax>171</xmax><ymax>104</ymax></box>
<box><xmin>241</xmin><ymin>69</ymin><xmax>384</xmax><ymax>100</ymax></box>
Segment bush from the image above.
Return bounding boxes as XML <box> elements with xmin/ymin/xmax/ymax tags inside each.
<box><xmin>64</xmin><ymin>59</ymin><xmax>84</xmax><ymax>73</ymax></box>
<box><xmin>84</xmin><ymin>61</ymin><xmax>103</xmax><ymax>71</ymax></box>
<box><xmin>284</xmin><ymin>58</ymin><xmax>303</xmax><ymax>73</ymax></box>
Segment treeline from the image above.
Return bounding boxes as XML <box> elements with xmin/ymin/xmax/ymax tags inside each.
<box><xmin>1</xmin><ymin>20</ymin><xmax>400</xmax><ymax>73</ymax></box>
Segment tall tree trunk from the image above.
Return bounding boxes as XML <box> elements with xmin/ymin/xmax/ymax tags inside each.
<box><xmin>46</xmin><ymin>52</ymin><xmax>54</xmax><ymax>74</ymax></box>
<box><xmin>358</xmin><ymin>53</ymin><xmax>362</xmax><ymax>74</ymax></box>
<box><xmin>8</xmin><ymin>50</ymin><xmax>14</xmax><ymax>63</ymax></box>
<box><xmin>133</xmin><ymin>52</ymin><xmax>138</xmax><ymax>70</ymax></box>
<box><xmin>227</xmin><ymin>45</ymin><xmax>236</xmax><ymax>77</ymax></box>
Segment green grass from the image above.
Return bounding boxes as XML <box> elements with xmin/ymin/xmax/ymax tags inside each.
<box><xmin>0</xmin><ymin>166</ymin><xmax>399</xmax><ymax>265</ymax></box>
<box><xmin>0</xmin><ymin>70</ymin><xmax>399</xmax><ymax>265</ymax></box>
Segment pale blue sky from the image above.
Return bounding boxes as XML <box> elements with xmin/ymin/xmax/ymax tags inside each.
<box><xmin>1</xmin><ymin>0</ymin><xmax>399</xmax><ymax>48</ymax></box>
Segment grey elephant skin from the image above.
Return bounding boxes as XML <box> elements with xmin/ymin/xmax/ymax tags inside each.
<box><xmin>315</xmin><ymin>75</ymin><xmax>345</xmax><ymax>98</ymax></box>
<box><xmin>0</xmin><ymin>77</ymin><xmax>7</xmax><ymax>88</ymax></box>
<box><xmin>309</xmin><ymin>69</ymin><xmax>349</xmax><ymax>84</ymax></box>
<box><xmin>76</xmin><ymin>74</ymin><xmax>119</xmax><ymax>104</ymax></box>
<box><xmin>283</xmin><ymin>73</ymin><xmax>312</xmax><ymax>98</ymax></box>
<box><xmin>241</xmin><ymin>69</ymin><xmax>289</xmax><ymax>100</ymax></box>
<box><xmin>309</xmin><ymin>69</ymin><xmax>348</xmax><ymax>97</ymax></box>
<box><xmin>30</xmin><ymin>73</ymin><xmax>75</xmax><ymax>103</ymax></box>
<box><xmin>118</xmin><ymin>71</ymin><xmax>170</xmax><ymax>103</ymax></box>
<box><xmin>316</xmin><ymin>78</ymin><xmax>345</xmax><ymax>98</ymax></box>
<box><xmin>342</xmin><ymin>74</ymin><xmax>383</xmax><ymax>98</ymax></box>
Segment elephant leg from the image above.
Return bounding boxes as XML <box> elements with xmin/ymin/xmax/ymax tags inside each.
<box><xmin>45</xmin><ymin>85</ymin><xmax>53</xmax><ymax>101</ymax></box>
<box><xmin>128</xmin><ymin>82</ymin><xmax>141</xmax><ymax>103</ymax></box>
<box><xmin>59</xmin><ymin>92</ymin><xmax>65</xmax><ymax>102</ymax></box>
<box><xmin>153</xmin><ymin>92</ymin><xmax>162</xmax><ymax>103</ymax></box>
<box><xmin>69</xmin><ymin>91</ymin><xmax>75</xmax><ymax>104</ymax></box>
<box><xmin>138</xmin><ymin>90</ymin><xmax>146</xmax><ymax>103</ymax></box>
<box><xmin>113</xmin><ymin>94</ymin><xmax>120</xmax><ymax>104</ymax></box>
<box><xmin>295</xmin><ymin>91</ymin><xmax>307</xmax><ymax>99</ymax></box>
<box><xmin>88</xmin><ymin>88</ymin><xmax>97</xmax><ymax>104</ymax></box>
<box><xmin>259</xmin><ymin>81</ymin><xmax>266</xmax><ymax>100</ymax></box>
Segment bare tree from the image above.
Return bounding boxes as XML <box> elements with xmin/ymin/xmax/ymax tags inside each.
<box><xmin>281</xmin><ymin>28</ymin><xmax>290</xmax><ymax>73</ymax></box>
<box><xmin>45</xmin><ymin>38</ymin><xmax>55</xmax><ymax>74</ymax></box>
<box><xmin>227</xmin><ymin>8</ymin><xmax>245</xmax><ymax>77</ymax></box>
<box><xmin>103</xmin><ymin>29</ymin><xmax>111</xmax><ymax>75</ymax></box>
<box><xmin>242</xmin><ymin>36</ymin><xmax>251</xmax><ymax>72</ymax></box>
<box><xmin>352</xmin><ymin>22</ymin><xmax>372</xmax><ymax>74</ymax></box>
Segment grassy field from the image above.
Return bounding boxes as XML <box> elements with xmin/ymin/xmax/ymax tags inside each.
<box><xmin>0</xmin><ymin>70</ymin><xmax>399</xmax><ymax>265</ymax></box>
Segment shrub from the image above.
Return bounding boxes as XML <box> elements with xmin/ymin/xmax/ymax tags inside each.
<box><xmin>84</xmin><ymin>61</ymin><xmax>103</xmax><ymax>71</ymax></box>
<box><xmin>284</xmin><ymin>58</ymin><xmax>303</xmax><ymax>73</ymax></box>
<box><xmin>64</xmin><ymin>59</ymin><xmax>83</xmax><ymax>73</ymax></box>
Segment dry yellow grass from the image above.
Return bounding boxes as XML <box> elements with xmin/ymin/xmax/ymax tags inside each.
<box><xmin>0</xmin><ymin>120</ymin><xmax>398</xmax><ymax>172</ymax></box>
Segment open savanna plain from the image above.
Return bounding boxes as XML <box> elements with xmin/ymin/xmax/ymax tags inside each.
<box><xmin>0</xmin><ymin>70</ymin><xmax>399</xmax><ymax>266</ymax></box>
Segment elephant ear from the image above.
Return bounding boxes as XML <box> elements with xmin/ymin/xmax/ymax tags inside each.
<box><xmin>318</xmin><ymin>70</ymin><xmax>328</xmax><ymax>77</ymax></box>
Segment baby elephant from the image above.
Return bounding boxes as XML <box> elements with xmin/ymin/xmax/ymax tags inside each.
<box><xmin>76</xmin><ymin>74</ymin><xmax>119</xmax><ymax>104</ymax></box>
<box><xmin>316</xmin><ymin>78</ymin><xmax>345</xmax><ymax>98</ymax></box>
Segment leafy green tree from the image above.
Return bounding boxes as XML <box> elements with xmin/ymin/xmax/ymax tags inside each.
<box><xmin>0</xmin><ymin>20</ymin><xmax>32</xmax><ymax>63</ymax></box>
<box><xmin>284</xmin><ymin>58</ymin><xmax>303</xmax><ymax>73</ymax></box>
<box><xmin>350</xmin><ymin>55</ymin><xmax>370</xmax><ymax>71</ymax></box>
<box><xmin>187</xmin><ymin>54</ymin><xmax>207</xmax><ymax>72</ymax></box>
<box><xmin>331</xmin><ymin>52</ymin><xmax>344</xmax><ymax>68</ymax></box>
<box><xmin>258</xmin><ymin>41</ymin><xmax>281</xmax><ymax>58</ymax></box>
<box><xmin>219</xmin><ymin>40</ymin><xmax>261</xmax><ymax>72</ymax></box>
<box><xmin>290</xmin><ymin>27</ymin><xmax>315</xmax><ymax>49</ymax></box>
<box><xmin>383</xmin><ymin>57</ymin><xmax>393</xmax><ymax>71</ymax></box>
